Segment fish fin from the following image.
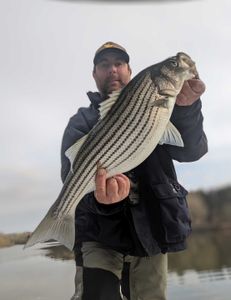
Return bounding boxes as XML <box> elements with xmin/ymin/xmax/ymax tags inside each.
<box><xmin>65</xmin><ymin>135</ymin><xmax>88</xmax><ymax>172</ymax></box>
<box><xmin>98</xmin><ymin>90</ymin><xmax>121</xmax><ymax>120</ymax></box>
<box><xmin>24</xmin><ymin>209</ymin><xmax>75</xmax><ymax>251</ymax></box>
<box><xmin>159</xmin><ymin>121</ymin><xmax>184</xmax><ymax>147</ymax></box>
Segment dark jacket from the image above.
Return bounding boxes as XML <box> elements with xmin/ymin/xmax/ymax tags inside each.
<box><xmin>61</xmin><ymin>92</ymin><xmax>208</xmax><ymax>256</ymax></box>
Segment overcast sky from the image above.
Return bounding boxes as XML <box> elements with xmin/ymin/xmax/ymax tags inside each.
<box><xmin>0</xmin><ymin>0</ymin><xmax>230</xmax><ymax>233</ymax></box>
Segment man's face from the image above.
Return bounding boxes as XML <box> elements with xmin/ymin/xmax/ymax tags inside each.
<box><xmin>93</xmin><ymin>52</ymin><xmax>131</xmax><ymax>98</ymax></box>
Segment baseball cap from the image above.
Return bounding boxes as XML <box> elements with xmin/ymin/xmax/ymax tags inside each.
<box><xmin>93</xmin><ymin>41</ymin><xmax>130</xmax><ymax>65</ymax></box>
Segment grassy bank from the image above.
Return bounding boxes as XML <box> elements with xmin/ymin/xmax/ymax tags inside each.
<box><xmin>0</xmin><ymin>232</ymin><xmax>31</xmax><ymax>248</ymax></box>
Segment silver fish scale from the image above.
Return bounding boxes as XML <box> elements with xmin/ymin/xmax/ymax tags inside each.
<box><xmin>56</xmin><ymin>73</ymin><xmax>147</xmax><ymax>211</ymax></box>
<box><xmin>110</xmin><ymin>99</ymin><xmax>170</xmax><ymax>173</ymax></box>
<box><xmin>82</xmin><ymin>76</ymin><xmax>154</xmax><ymax>169</ymax></box>
<box><xmin>54</xmin><ymin>73</ymin><xmax>158</xmax><ymax>216</ymax></box>
<box><xmin>73</xmin><ymin>71</ymin><xmax>150</xmax><ymax>171</ymax></box>
<box><xmin>59</xmin><ymin>78</ymin><xmax>169</xmax><ymax>217</ymax></box>
<box><xmin>100</xmin><ymin>84</ymin><xmax>156</xmax><ymax>168</ymax></box>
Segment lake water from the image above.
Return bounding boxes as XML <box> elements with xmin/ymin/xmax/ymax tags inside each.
<box><xmin>0</xmin><ymin>230</ymin><xmax>231</xmax><ymax>300</ymax></box>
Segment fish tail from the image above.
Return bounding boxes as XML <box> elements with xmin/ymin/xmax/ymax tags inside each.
<box><xmin>24</xmin><ymin>209</ymin><xmax>75</xmax><ymax>251</ymax></box>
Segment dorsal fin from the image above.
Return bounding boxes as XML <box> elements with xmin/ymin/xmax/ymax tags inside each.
<box><xmin>98</xmin><ymin>90</ymin><xmax>121</xmax><ymax>120</ymax></box>
<box><xmin>159</xmin><ymin>121</ymin><xmax>184</xmax><ymax>147</ymax></box>
<box><xmin>65</xmin><ymin>135</ymin><xmax>88</xmax><ymax>172</ymax></box>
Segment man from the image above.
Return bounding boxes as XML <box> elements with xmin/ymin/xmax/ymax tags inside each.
<box><xmin>61</xmin><ymin>42</ymin><xmax>208</xmax><ymax>300</ymax></box>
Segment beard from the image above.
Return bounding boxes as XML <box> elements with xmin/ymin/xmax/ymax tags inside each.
<box><xmin>101</xmin><ymin>77</ymin><xmax>126</xmax><ymax>99</ymax></box>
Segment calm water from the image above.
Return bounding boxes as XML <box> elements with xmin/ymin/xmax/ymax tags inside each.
<box><xmin>0</xmin><ymin>230</ymin><xmax>231</xmax><ymax>300</ymax></box>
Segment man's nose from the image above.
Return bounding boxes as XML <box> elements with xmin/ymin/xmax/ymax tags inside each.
<box><xmin>108</xmin><ymin>64</ymin><xmax>117</xmax><ymax>74</ymax></box>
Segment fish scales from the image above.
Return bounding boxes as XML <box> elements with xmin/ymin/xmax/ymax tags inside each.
<box><xmin>25</xmin><ymin>52</ymin><xmax>197</xmax><ymax>250</ymax></box>
<box><xmin>75</xmin><ymin>72</ymin><xmax>145</xmax><ymax>161</ymax></box>
<box><xmin>99</xmin><ymin>84</ymin><xmax>157</xmax><ymax>170</ymax></box>
<box><xmin>72</xmin><ymin>76</ymin><xmax>153</xmax><ymax>183</ymax></box>
<box><xmin>58</xmin><ymin>74</ymin><xmax>148</xmax><ymax>204</ymax></box>
<box><xmin>72</xmin><ymin>72</ymin><xmax>150</xmax><ymax>173</ymax></box>
<box><xmin>68</xmin><ymin>94</ymin><xmax>163</xmax><ymax>210</ymax></box>
<box><xmin>55</xmin><ymin>84</ymin><xmax>154</xmax><ymax>217</ymax></box>
<box><xmin>72</xmin><ymin>78</ymin><xmax>150</xmax><ymax>178</ymax></box>
<box><xmin>67</xmin><ymin>80</ymin><xmax>154</xmax><ymax>203</ymax></box>
<box><xmin>56</xmin><ymin>74</ymin><xmax>154</xmax><ymax>215</ymax></box>
<box><xmin>110</xmin><ymin>106</ymin><xmax>162</xmax><ymax>172</ymax></box>
<box><xmin>110</xmin><ymin>106</ymin><xmax>168</xmax><ymax>172</ymax></box>
<box><xmin>48</xmin><ymin>83</ymin><xmax>151</xmax><ymax>217</ymax></box>
<box><xmin>54</xmin><ymin>75</ymin><xmax>164</xmax><ymax>218</ymax></box>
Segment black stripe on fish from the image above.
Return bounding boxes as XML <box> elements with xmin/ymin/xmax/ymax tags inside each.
<box><xmin>58</xmin><ymin>82</ymin><xmax>156</xmax><ymax>215</ymax></box>
<box><xmin>53</xmin><ymin>77</ymin><xmax>154</xmax><ymax>216</ymax></box>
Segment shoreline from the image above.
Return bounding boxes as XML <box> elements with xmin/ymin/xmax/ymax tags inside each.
<box><xmin>0</xmin><ymin>232</ymin><xmax>31</xmax><ymax>248</ymax></box>
<box><xmin>1</xmin><ymin>226</ymin><xmax>231</xmax><ymax>249</ymax></box>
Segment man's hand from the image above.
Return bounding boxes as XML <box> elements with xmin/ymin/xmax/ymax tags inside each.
<box><xmin>176</xmin><ymin>79</ymin><xmax>206</xmax><ymax>106</ymax></box>
<box><xmin>94</xmin><ymin>169</ymin><xmax>130</xmax><ymax>204</ymax></box>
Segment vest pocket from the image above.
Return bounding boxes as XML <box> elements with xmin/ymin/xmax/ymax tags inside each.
<box><xmin>151</xmin><ymin>182</ymin><xmax>191</xmax><ymax>244</ymax></box>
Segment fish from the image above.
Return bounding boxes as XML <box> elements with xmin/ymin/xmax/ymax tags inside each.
<box><xmin>25</xmin><ymin>52</ymin><xmax>198</xmax><ymax>250</ymax></box>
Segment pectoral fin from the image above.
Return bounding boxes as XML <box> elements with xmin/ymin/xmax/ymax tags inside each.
<box><xmin>159</xmin><ymin>122</ymin><xmax>184</xmax><ymax>147</ymax></box>
<box><xmin>65</xmin><ymin>135</ymin><xmax>88</xmax><ymax>172</ymax></box>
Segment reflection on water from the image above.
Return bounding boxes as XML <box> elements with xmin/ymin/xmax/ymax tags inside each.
<box><xmin>167</xmin><ymin>230</ymin><xmax>231</xmax><ymax>300</ymax></box>
<box><xmin>168</xmin><ymin>230</ymin><xmax>231</xmax><ymax>273</ymax></box>
<box><xmin>0</xmin><ymin>230</ymin><xmax>231</xmax><ymax>300</ymax></box>
<box><xmin>199</xmin><ymin>268</ymin><xmax>231</xmax><ymax>281</ymax></box>
<box><xmin>42</xmin><ymin>230</ymin><xmax>231</xmax><ymax>273</ymax></box>
<box><xmin>42</xmin><ymin>243</ymin><xmax>74</xmax><ymax>261</ymax></box>
<box><xmin>0</xmin><ymin>245</ymin><xmax>75</xmax><ymax>300</ymax></box>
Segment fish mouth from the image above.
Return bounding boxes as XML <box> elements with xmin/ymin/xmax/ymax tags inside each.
<box><xmin>177</xmin><ymin>52</ymin><xmax>199</xmax><ymax>79</ymax></box>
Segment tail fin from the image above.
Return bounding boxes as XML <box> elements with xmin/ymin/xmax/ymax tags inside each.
<box><xmin>24</xmin><ymin>210</ymin><xmax>75</xmax><ymax>251</ymax></box>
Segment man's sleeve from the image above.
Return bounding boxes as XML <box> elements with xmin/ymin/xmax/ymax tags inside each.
<box><xmin>164</xmin><ymin>99</ymin><xmax>208</xmax><ymax>162</ymax></box>
<box><xmin>61</xmin><ymin>106</ymin><xmax>99</xmax><ymax>183</ymax></box>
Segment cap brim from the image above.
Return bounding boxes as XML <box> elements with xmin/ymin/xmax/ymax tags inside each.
<box><xmin>94</xmin><ymin>48</ymin><xmax>129</xmax><ymax>65</ymax></box>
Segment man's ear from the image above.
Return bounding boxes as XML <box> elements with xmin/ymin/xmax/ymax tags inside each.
<box><xmin>92</xmin><ymin>68</ymin><xmax>96</xmax><ymax>80</ymax></box>
<box><xmin>128</xmin><ymin>64</ymin><xmax>132</xmax><ymax>75</ymax></box>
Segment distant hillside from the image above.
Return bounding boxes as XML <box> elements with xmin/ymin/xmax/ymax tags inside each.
<box><xmin>0</xmin><ymin>232</ymin><xmax>30</xmax><ymax>248</ymax></box>
<box><xmin>187</xmin><ymin>185</ymin><xmax>231</xmax><ymax>230</ymax></box>
<box><xmin>0</xmin><ymin>185</ymin><xmax>231</xmax><ymax>248</ymax></box>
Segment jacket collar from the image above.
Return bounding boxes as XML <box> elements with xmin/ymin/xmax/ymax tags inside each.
<box><xmin>87</xmin><ymin>91</ymin><xmax>102</xmax><ymax>109</ymax></box>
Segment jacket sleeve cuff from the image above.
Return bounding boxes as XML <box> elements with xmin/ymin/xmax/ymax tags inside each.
<box><xmin>93</xmin><ymin>199</ymin><xmax>125</xmax><ymax>215</ymax></box>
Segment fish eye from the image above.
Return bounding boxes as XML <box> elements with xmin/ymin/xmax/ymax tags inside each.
<box><xmin>169</xmin><ymin>59</ymin><xmax>178</xmax><ymax>67</ymax></box>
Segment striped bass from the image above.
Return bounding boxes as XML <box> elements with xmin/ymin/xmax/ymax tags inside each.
<box><xmin>25</xmin><ymin>52</ymin><xmax>198</xmax><ymax>250</ymax></box>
